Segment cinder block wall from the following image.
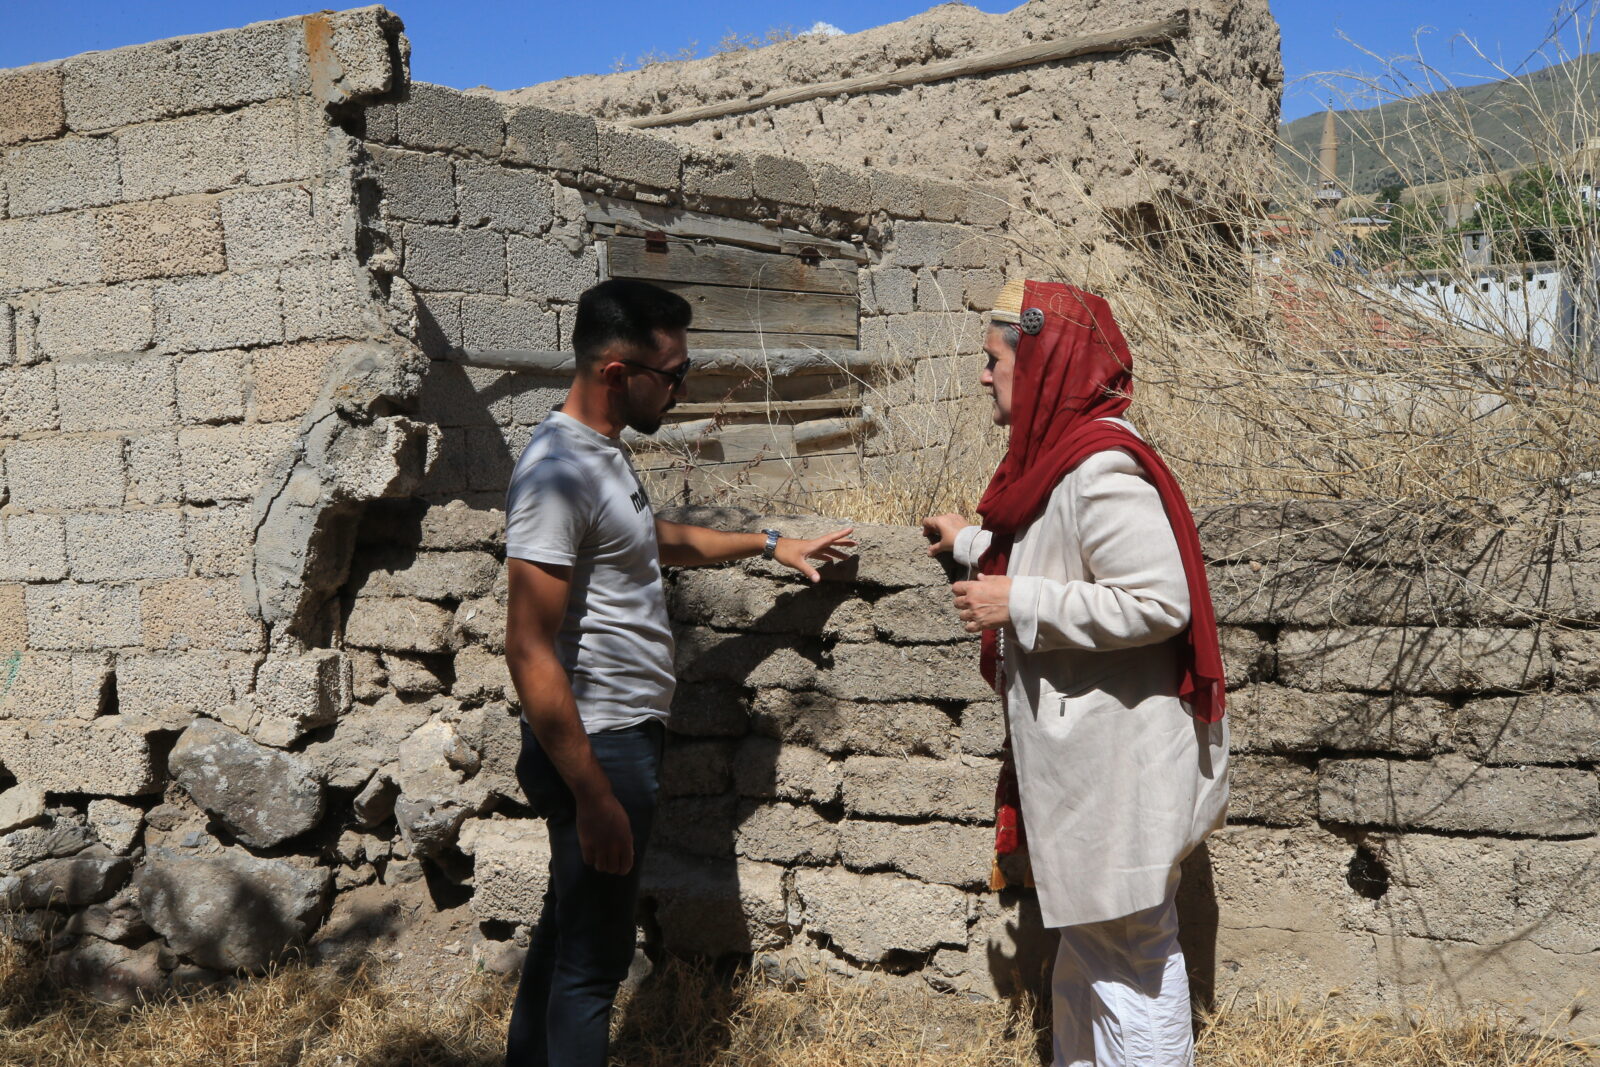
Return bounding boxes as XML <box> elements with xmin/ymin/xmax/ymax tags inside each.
<box><xmin>4</xmin><ymin>5</ymin><xmax>1596</xmax><ymax>1039</ymax></box>
<box><xmin>353</xmin><ymin>78</ymin><xmax>1014</xmax><ymax>512</ymax></box>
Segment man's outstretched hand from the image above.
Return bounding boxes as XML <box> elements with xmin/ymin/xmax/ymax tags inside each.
<box><xmin>922</xmin><ymin>513</ymin><xmax>970</xmax><ymax>557</ymax></box>
<box><xmin>774</xmin><ymin>527</ymin><xmax>857</xmax><ymax>583</ymax></box>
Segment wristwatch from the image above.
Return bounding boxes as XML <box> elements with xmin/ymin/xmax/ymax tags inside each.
<box><xmin>761</xmin><ymin>528</ymin><xmax>781</xmax><ymax>560</ymax></box>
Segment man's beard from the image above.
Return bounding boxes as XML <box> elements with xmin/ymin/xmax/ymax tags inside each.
<box><xmin>623</xmin><ymin>393</ymin><xmax>672</xmax><ymax>436</ymax></box>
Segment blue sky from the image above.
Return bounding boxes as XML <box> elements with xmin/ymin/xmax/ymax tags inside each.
<box><xmin>3</xmin><ymin>0</ymin><xmax>1591</xmax><ymax>123</ymax></box>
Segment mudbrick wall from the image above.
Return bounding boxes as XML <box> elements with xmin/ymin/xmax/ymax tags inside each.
<box><xmin>494</xmin><ymin>0</ymin><xmax>1283</xmax><ymax>271</ymax></box>
<box><xmin>3</xmin><ymin>2</ymin><xmax>1595</xmax><ymax>1045</ymax></box>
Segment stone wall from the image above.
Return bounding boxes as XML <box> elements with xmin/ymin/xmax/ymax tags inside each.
<box><xmin>4</xmin><ymin>3</ymin><xmax>1596</xmax><ymax>1043</ymax></box>
<box><xmin>494</xmin><ymin>0</ymin><xmax>1283</xmax><ymax>273</ymax></box>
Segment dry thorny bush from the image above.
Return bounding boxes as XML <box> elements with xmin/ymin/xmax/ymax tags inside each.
<box><xmin>0</xmin><ymin>936</ymin><xmax>1590</xmax><ymax>1067</ymax></box>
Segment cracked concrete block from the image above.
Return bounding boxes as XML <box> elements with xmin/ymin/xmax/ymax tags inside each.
<box><xmin>464</xmin><ymin>818</ymin><xmax>550</xmax><ymax>925</ymax></box>
<box><xmin>402</xmin><ymin>224</ymin><xmax>505</xmax><ymax>294</ymax></box>
<box><xmin>4</xmin><ymin>436</ymin><xmax>125</xmax><ymax>511</ymax></box>
<box><xmin>505</xmin><ymin>105</ymin><xmax>595</xmax><ymax>173</ymax></box>
<box><xmin>869</xmin><ymin>169</ymin><xmax>923</xmax><ymax>217</ymax></box>
<box><xmin>1229</xmin><ymin>754</ymin><xmax>1318</xmax><ymax>826</ymax></box>
<box><xmin>646</xmin><ymin>850</ymin><xmax>789</xmax><ymax>955</ymax></box>
<box><xmin>369</xmin><ymin>145</ymin><xmax>455</xmax><ymax>223</ymax></box>
<box><xmin>394</xmin><ymin>82</ymin><xmax>503</xmax><ymax>156</ymax></box>
<box><xmin>419</xmin><ymin>501</ymin><xmax>505</xmax><ymax>549</ymax></box>
<box><xmin>654</xmin><ymin>795</ymin><xmax>738</xmax><ymax>857</ymax></box>
<box><xmin>351</xmin><ymin>549</ymin><xmax>499</xmax><ymax>601</ymax></box>
<box><xmin>812</xmin><ymin>161</ymin><xmax>870</xmax><ymax>214</ymax></box>
<box><xmin>0</xmin><ymin>787</ymin><xmax>47</xmax><ymax>836</ymax></box>
<box><xmin>751</xmin><ymin>153</ymin><xmax>814</xmax><ymax>205</ymax></box>
<box><xmin>1319</xmin><ymin>755</ymin><xmax>1600</xmax><ymax>837</ymax></box>
<box><xmin>1278</xmin><ymin>627</ymin><xmax>1547</xmax><ymax>694</ymax></box>
<box><xmin>280</xmin><ymin>256</ymin><xmax>382</xmax><ymax>342</ymax></box>
<box><xmin>252</xmin><ymin>650</ymin><xmax>349</xmax><ymax>747</ymax></box>
<box><xmin>124</xmin><ymin>430</ymin><xmax>184</xmax><ymax>506</ymax></box>
<box><xmin>182</xmin><ymin>504</ymin><xmax>252</xmax><ymax>577</ymax></box>
<box><xmin>118</xmin><ymin>99</ymin><xmax>319</xmax><ymax>200</ymax></box>
<box><xmin>37</xmin><ymin>285</ymin><xmax>155</xmax><ymax>360</ymax></box>
<box><xmin>0</xmin><ymin>652</ymin><xmax>112</xmax><ymax>720</ymax></box>
<box><xmin>733</xmin><ymin>736</ymin><xmax>841</xmax><ymax>803</ymax></box>
<box><xmin>820</xmin><ymin>643</ymin><xmax>992</xmax><ymax>702</ymax></box>
<box><xmin>749</xmin><ymin>689</ymin><xmax>956</xmax><ymax>757</ymax></box>
<box><xmin>0</xmin><ymin>719</ymin><xmax>162</xmax><ymax>795</ymax></box>
<box><xmin>55</xmin><ymin>354</ymin><xmax>176</xmax><ymax>431</ymax></box>
<box><xmin>1</xmin><ymin>303</ymin><xmax>13</xmax><ymax>365</ymax></box>
<box><xmin>155</xmin><ymin>269</ymin><xmax>282</xmax><ymax>352</ymax></box>
<box><xmin>865</xmin><ymin>268</ymin><xmax>915</xmax><ymax>314</ymax></box>
<box><xmin>0</xmin><ymin>364</ymin><xmax>58</xmax><ymax>436</ymax></box>
<box><xmin>0</xmin><ymin>213</ymin><xmax>102</xmax><ymax>292</ymax></box>
<box><xmin>683</xmin><ymin>151</ymin><xmax>753</xmax><ymax>200</ymax></box>
<box><xmin>457</xmin><ymin>161</ymin><xmax>553</xmax><ymax>234</ymax></box>
<box><xmin>1457</xmin><ymin>693</ymin><xmax>1600</xmax><ymax>765</ymax></box>
<box><xmin>86</xmin><ymin>799</ymin><xmax>142</xmax><ymax>854</ymax></box>
<box><xmin>61</xmin><ymin>39</ymin><xmax>182</xmax><ymax>130</ymax></box>
<box><xmin>250</xmin><ymin>341</ymin><xmax>342</xmax><ymax>423</ymax></box>
<box><xmin>116</xmin><ymin>651</ymin><xmax>255</xmax><ymax>723</ymax></box>
<box><xmin>178</xmin><ymin>422</ymin><xmax>298</xmax><ymax>503</ymax></box>
<box><xmin>841</xmin><ymin>754</ymin><xmax>998</xmax><ymax>823</ymax></box>
<box><xmin>221</xmin><ymin>185</ymin><xmax>334</xmax><ymax>269</ymax></box>
<box><xmin>451</xmin><ymin>645</ymin><xmax>512</xmax><ymax>704</ymax></box>
<box><xmin>916</xmin><ymin>271</ymin><xmax>960</xmax><ymax>312</ymax></box>
<box><xmin>24</xmin><ymin>583</ymin><xmax>139</xmax><ymax>650</ymax></box>
<box><xmin>959</xmin><ymin>700</ymin><xmax>1003</xmax><ymax>757</ymax></box>
<box><xmin>0</xmin><ymin>66</ymin><xmax>66</xmax><ymax>145</ymax></box>
<box><xmin>345</xmin><ymin>597</ymin><xmax>455</xmax><ymax>653</ymax></box>
<box><xmin>461</xmin><ymin>296</ymin><xmax>558</xmax><ymax>350</ymax></box>
<box><xmin>95</xmin><ymin>196</ymin><xmax>226</xmax><ymax>283</ymax></box>
<box><xmin>838</xmin><ymin>819</ymin><xmax>992</xmax><ymax>888</ymax></box>
<box><xmin>1227</xmin><ymin>684</ymin><xmax>1450</xmax><ymax>757</ymax></box>
<box><xmin>3</xmin><ymin>136</ymin><xmax>120</xmax><ymax>216</ymax></box>
<box><xmin>793</xmin><ymin>866</ymin><xmax>966</xmax><ymax>962</ymax></box>
<box><xmin>920</xmin><ymin>178</ymin><xmax>966</xmax><ymax>223</ymax></box>
<box><xmin>0</xmin><ymin>585</ymin><xmax>25</xmax><ymax>651</ymax></box>
<box><xmin>65</xmin><ymin>510</ymin><xmax>186</xmax><ymax>582</ymax></box>
<box><xmin>170</xmin><ymin>718</ymin><xmax>324</xmax><ymax>847</ymax></box>
<box><xmin>141</xmin><ymin>577</ymin><xmax>265</xmax><ymax>652</ymax></box>
<box><xmin>735</xmin><ymin>801</ymin><xmax>837</xmax><ymax>865</ymax></box>
<box><xmin>175</xmin><ymin>350</ymin><xmax>246</xmax><ymax>423</ymax></box>
<box><xmin>507</xmin><ymin>236</ymin><xmax>598</xmax><ymax>303</ymax></box>
<box><xmin>597</xmin><ymin>125</ymin><xmax>680</xmax><ymax>189</ymax></box>
<box><xmin>658</xmin><ymin>739</ymin><xmax>733</xmax><ymax>797</ymax></box>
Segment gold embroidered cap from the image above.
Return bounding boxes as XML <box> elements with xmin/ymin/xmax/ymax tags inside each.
<box><xmin>988</xmin><ymin>277</ymin><xmax>1025</xmax><ymax>324</ymax></box>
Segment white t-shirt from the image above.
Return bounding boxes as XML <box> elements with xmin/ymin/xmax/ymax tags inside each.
<box><xmin>505</xmin><ymin>412</ymin><xmax>675</xmax><ymax>732</ymax></box>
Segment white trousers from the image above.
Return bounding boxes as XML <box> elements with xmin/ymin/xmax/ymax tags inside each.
<box><xmin>1050</xmin><ymin>877</ymin><xmax>1192</xmax><ymax>1067</ymax></box>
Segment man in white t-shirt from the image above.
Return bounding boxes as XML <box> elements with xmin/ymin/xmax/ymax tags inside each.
<box><xmin>503</xmin><ymin>279</ymin><xmax>855</xmax><ymax>1067</ymax></box>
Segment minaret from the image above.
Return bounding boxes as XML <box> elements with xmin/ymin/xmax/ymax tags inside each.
<box><xmin>1314</xmin><ymin>107</ymin><xmax>1345</xmax><ymax>211</ymax></box>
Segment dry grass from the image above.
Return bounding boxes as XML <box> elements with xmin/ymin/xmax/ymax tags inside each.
<box><xmin>1</xmin><ymin>936</ymin><xmax>1592</xmax><ymax>1067</ymax></box>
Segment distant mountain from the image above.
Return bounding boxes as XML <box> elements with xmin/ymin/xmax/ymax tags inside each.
<box><xmin>1277</xmin><ymin>55</ymin><xmax>1600</xmax><ymax>196</ymax></box>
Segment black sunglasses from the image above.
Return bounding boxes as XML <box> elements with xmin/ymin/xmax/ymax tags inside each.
<box><xmin>619</xmin><ymin>358</ymin><xmax>692</xmax><ymax>387</ymax></box>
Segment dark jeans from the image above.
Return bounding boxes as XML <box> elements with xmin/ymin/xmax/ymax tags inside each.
<box><xmin>506</xmin><ymin>717</ymin><xmax>664</xmax><ymax>1067</ymax></box>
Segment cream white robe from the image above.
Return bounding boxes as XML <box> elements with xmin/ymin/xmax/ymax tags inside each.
<box><xmin>954</xmin><ymin>432</ymin><xmax>1229</xmax><ymax>928</ymax></box>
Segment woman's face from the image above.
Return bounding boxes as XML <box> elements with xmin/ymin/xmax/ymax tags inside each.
<box><xmin>980</xmin><ymin>325</ymin><xmax>1017</xmax><ymax>427</ymax></box>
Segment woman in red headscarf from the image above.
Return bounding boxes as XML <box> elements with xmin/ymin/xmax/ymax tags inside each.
<box><xmin>923</xmin><ymin>280</ymin><xmax>1228</xmax><ymax>1067</ymax></box>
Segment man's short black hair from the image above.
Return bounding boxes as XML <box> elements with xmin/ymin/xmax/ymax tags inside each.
<box><xmin>572</xmin><ymin>279</ymin><xmax>693</xmax><ymax>371</ymax></box>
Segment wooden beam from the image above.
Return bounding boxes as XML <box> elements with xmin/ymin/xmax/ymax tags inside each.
<box><xmin>794</xmin><ymin>415</ymin><xmax>876</xmax><ymax>451</ymax></box>
<box><xmin>608</xmin><ymin>236</ymin><xmax>857</xmax><ymax>296</ymax></box>
<box><xmin>583</xmin><ymin>193</ymin><xmax>866</xmax><ymax>261</ymax></box>
<box><xmin>456</xmin><ymin>348</ymin><xmax>887</xmax><ymax>376</ymax></box>
<box><xmin>688</xmin><ymin>330</ymin><xmax>856</xmax><ymax>351</ymax></box>
<box><xmin>668</xmin><ymin>398</ymin><xmax>859</xmax><ymax>417</ymax></box>
<box><xmin>657</xmin><ymin>281</ymin><xmax>857</xmax><ymax>339</ymax></box>
<box><xmin>624</xmin><ymin>16</ymin><xmax>1187</xmax><ymax>130</ymax></box>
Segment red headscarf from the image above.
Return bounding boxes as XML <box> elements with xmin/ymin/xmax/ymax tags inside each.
<box><xmin>977</xmin><ymin>282</ymin><xmax>1225</xmax><ymax>886</ymax></box>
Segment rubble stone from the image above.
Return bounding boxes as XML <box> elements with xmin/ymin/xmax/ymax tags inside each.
<box><xmin>169</xmin><ymin>718</ymin><xmax>325</xmax><ymax>848</ymax></box>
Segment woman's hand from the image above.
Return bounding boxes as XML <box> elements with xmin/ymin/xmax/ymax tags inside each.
<box><xmin>921</xmin><ymin>513</ymin><xmax>970</xmax><ymax>557</ymax></box>
<box><xmin>951</xmin><ymin>573</ymin><xmax>1012</xmax><ymax>632</ymax></box>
